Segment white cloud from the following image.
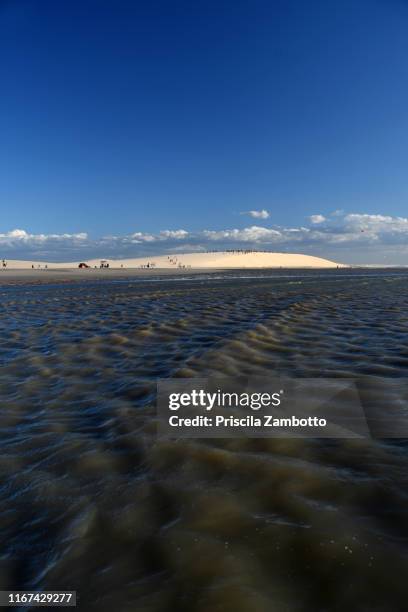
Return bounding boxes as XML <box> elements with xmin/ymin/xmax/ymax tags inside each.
<box><xmin>159</xmin><ymin>229</ymin><xmax>189</xmax><ymax>239</ymax></box>
<box><xmin>309</xmin><ymin>214</ymin><xmax>326</xmax><ymax>224</ymax></box>
<box><xmin>127</xmin><ymin>229</ymin><xmax>189</xmax><ymax>243</ymax></box>
<box><xmin>343</xmin><ymin>213</ymin><xmax>408</xmax><ymax>233</ymax></box>
<box><xmin>203</xmin><ymin>226</ymin><xmax>282</xmax><ymax>242</ymax></box>
<box><xmin>5</xmin><ymin>229</ymin><xmax>28</xmax><ymax>239</ymax></box>
<box><xmin>242</xmin><ymin>209</ymin><xmax>270</xmax><ymax>219</ymax></box>
<box><xmin>129</xmin><ymin>232</ymin><xmax>157</xmax><ymax>243</ymax></box>
<box><xmin>0</xmin><ymin>229</ymin><xmax>88</xmax><ymax>244</ymax></box>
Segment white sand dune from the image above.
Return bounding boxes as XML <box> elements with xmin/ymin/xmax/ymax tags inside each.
<box><xmin>2</xmin><ymin>251</ymin><xmax>345</xmax><ymax>269</ymax></box>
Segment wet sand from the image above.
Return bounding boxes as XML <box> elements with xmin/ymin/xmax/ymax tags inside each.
<box><xmin>0</xmin><ymin>267</ymin><xmax>222</xmax><ymax>285</ymax></box>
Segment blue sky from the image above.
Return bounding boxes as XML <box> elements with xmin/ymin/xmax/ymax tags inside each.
<box><xmin>1</xmin><ymin>0</ymin><xmax>408</xmax><ymax>263</ymax></box>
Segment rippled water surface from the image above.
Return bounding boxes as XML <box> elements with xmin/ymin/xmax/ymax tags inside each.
<box><xmin>1</xmin><ymin>269</ymin><xmax>408</xmax><ymax>611</ymax></box>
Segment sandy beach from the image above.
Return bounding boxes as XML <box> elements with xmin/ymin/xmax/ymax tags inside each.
<box><xmin>0</xmin><ymin>251</ymin><xmax>346</xmax><ymax>276</ymax></box>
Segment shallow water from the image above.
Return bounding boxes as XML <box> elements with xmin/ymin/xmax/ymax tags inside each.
<box><xmin>0</xmin><ymin>269</ymin><xmax>408</xmax><ymax>611</ymax></box>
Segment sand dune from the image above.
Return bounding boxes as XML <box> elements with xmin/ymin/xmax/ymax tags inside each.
<box><xmin>2</xmin><ymin>251</ymin><xmax>345</xmax><ymax>270</ymax></box>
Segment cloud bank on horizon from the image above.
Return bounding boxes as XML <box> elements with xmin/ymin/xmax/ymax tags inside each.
<box><xmin>1</xmin><ymin>213</ymin><xmax>408</xmax><ymax>264</ymax></box>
